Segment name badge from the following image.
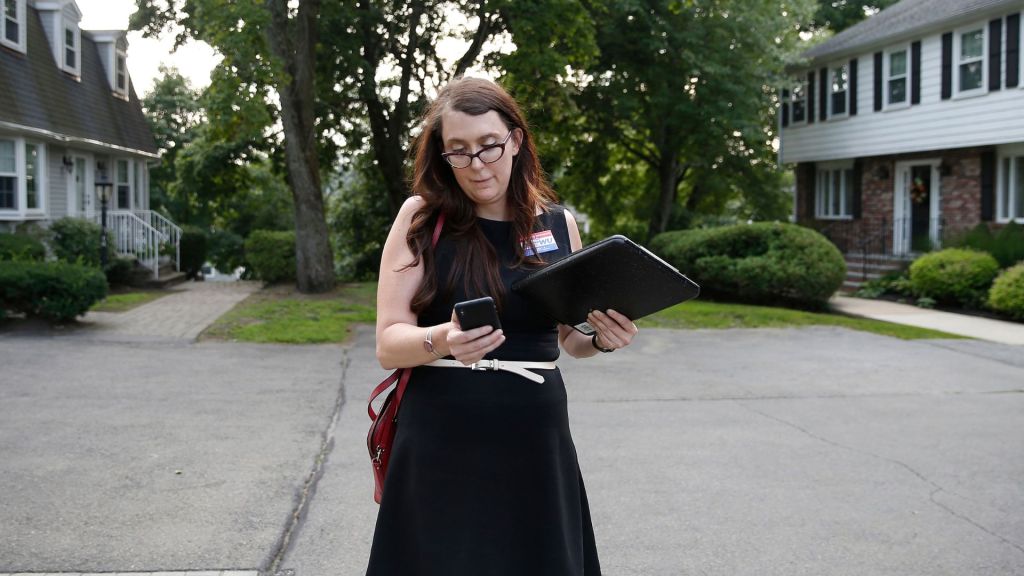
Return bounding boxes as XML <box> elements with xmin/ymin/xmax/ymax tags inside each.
<box><xmin>522</xmin><ymin>230</ymin><xmax>558</xmax><ymax>256</ymax></box>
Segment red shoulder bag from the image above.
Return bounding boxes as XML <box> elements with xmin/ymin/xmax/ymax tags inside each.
<box><xmin>367</xmin><ymin>213</ymin><xmax>444</xmax><ymax>504</ymax></box>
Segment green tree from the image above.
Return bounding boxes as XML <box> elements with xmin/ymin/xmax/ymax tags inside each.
<box><xmin>524</xmin><ymin>0</ymin><xmax>814</xmax><ymax>240</ymax></box>
<box><xmin>141</xmin><ymin>65</ymin><xmax>203</xmax><ymax>222</ymax></box>
<box><xmin>806</xmin><ymin>0</ymin><xmax>899</xmax><ymax>33</ymax></box>
<box><xmin>133</xmin><ymin>0</ymin><xmax>334</xmax><ymax>293</ymax></box>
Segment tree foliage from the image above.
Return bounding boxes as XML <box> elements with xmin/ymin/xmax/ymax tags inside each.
<box><xmin>805</xmin><ymin>0</ymin><xmax>899</xmax><ymax>33</ymax></box>
<box><xmin>522</xmin><ymin>0</ymin><xmax>814</xmax><ymax>241</ymax></box>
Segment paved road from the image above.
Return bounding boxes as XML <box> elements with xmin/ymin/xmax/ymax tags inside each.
<box><xmin>1</xmin><ymin>323</ymin><xmax>1022</xmax><ymax>575</ymax></box>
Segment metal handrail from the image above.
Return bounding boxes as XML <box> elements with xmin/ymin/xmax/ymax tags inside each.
<box><xmin>133</xmin><ymin>210</ymin><xmax>182</xmax><ymax>272</ymax></box>
<box><xmin>98</xmin><ymin>211</ymin><xmax>162</xmax><ymax>279</ymax></box>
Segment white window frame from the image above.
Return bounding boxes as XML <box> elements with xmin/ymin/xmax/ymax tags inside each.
<box><xmin>884</xmin><ymin>44</ymin><xmax>911</xmax><ymax>110</ymax></box>
<box><xmin>116</xmin><ymin>159</ymin><xmax>132</xmax><ymax>210</ymax></box>
<box><xmin>1</xmin><ymin>0</ymin><xmax>26</xmax><ymax>53</ymax></box>
<box><xmin>815</xmin><ymin>161</ymin><xmax>855</xmax><ymax>220</ymax></box>
<box><xmin>997</xmin><ymin>144</ymin><xmax>1024</xmax><ymax>223</ymax></box>
<box><xmin>115</xmin><ymin>49</ymin><xmax>129</xmax><ymax>98</ymax></box>
<box><xmin>0</xmin><ymin>138</ymin><xmax>46</xmax><ymax>219</ymax></box>
<box><xmin>62</xmin><ymin>23</ymin><xmax>81</xmax><ymax>77</ymax></box>
<box><xmin>828</xmin><ymin>63</ymin><xmax>850</xmax><ymax>119</ymax></box>
<box><xmin>954</xmin><ymin>24</ymin><xmax>988</xmax><ymax>98</ymax></box>
<box><xmin>789</xmin><ymin>80</ymin><xmax>808</xmax><ymax>126</ymax></box>
<box><xmin>0</xmin><ymin>138</ymin><xmax>16</xmax><ymax>212</ymax></box>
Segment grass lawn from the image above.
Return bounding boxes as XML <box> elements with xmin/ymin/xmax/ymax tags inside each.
<box><xmin>201</xmin><ymin>282</ymin><xmax>377</xmax><ymax>344</ymax></box>
<box><xmin>89</xmin><ymin>291</ymin><xmax>169</xmax><ymax>313</ymax></box>
<box><xmin>203</xmin><ymin>281</ymin><xmax>962</xmax><ymax>344</ymax></box>
<box><xmin>640</xmin><ymin>300</ymin><xmax>963</xmax><ymax>340</ymax></box>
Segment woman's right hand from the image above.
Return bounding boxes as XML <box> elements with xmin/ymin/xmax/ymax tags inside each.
<box><xmin>446</xmin><ymin>310</ymin><xmax>505</xmax><ymax>365</ymax></box>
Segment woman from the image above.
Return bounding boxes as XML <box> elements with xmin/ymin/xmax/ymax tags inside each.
<box><xmin>368</xmin><ymin>77</ymin><xmax>638</xmax><ymax>576</ymax></box>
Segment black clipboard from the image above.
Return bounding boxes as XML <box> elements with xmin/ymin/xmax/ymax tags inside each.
<box><xmin>511</xmin><ymin>235</ymin><xmax>700</xmax><ymax>334</ymax></box>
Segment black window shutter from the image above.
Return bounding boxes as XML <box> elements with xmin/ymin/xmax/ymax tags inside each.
<box><xmin>941</xmin><ymin>32</ymin><xmax>953</xmax><ymax>99</ymax></box>
<box><xmin>981</xmin><ymin>150</ymin><xmax>996</xmax><ymax>222</ymax></box>
<box><xmin>989</xmin><ymin>18</ymin><xmax>1003</xmax><ymax>91</ymax></box>
<box><xmin>807</xmin><ymin>71</ymin><xmax>816</xmax><ymax>123</ymax></box>
<box><xmin>1007</xmin><ymin>13</ymin><xmax>1020</xmax><ymax>88</ymax></box>
<box><xmin>873</xmin><ymin>51</ymin><xmax>883</xmax><ymax>111</ymax></box>
<box><xmin>849</xmin><ymin>58</ymin><xmax>858</xmax><ymax>115</ymax></box>
<box><xmin>782</xmin><ymin>89</ymin><xmax>790</xmax><ymax>127</ymax></box>
<box><xmin>911</xmin><ymin>41</ymin><xmax>922</xmax><ymax>104</ymax></box>
<box><xmin>852</xmin><ymin>159</ymin><xmax>863</xmax><ymax>219</ymax></box>
<box><xmin>819</xmin><ymin>67</ymin><xmax>828</xmax><ymax>120</ymax></box>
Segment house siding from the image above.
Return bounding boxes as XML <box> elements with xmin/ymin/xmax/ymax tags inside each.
<box><xmin>782</xmin><ymin>15</ymin><xmax>1024</xmax><ymax>164</ymax></box>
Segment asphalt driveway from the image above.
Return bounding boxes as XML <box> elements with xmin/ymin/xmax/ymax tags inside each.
<box><xmin>1</xmin><ymin>325</ymin><xmax>1022</xmax><ymax>575</ymax></box>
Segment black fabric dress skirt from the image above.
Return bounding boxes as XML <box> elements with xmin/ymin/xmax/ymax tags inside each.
<box><xmin>365</xmin><ymin>207</ymin><xmax>602</xmax><ymax>576</ymax></box>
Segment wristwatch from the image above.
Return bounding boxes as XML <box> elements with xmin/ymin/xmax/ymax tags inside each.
<box><xmin>423</xmin><ymin>326</ymin><xmax>445</xmax><ymax>359</ymax></box>
<box><xmin>592</xmin><ymin>333</ymin><xmax>614</xmax><ymax>353</ymax></box>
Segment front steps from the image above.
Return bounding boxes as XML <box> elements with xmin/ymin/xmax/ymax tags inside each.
<box><xmin>841</xmin><ymin>254</ymin><xmax>912</xmax><ymax>293</ymax></box>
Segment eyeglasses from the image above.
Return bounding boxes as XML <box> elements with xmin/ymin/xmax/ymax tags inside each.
<box><xmin>441</xmin><ymin>130</ymin><xmax>514</xmax><ymax>169</ymax></box>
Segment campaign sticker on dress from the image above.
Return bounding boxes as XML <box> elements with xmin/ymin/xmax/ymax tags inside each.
<box><xmin>522</xmin><ymin>230</ymin><xmax>558</xmax><ymax>256</ymax></box>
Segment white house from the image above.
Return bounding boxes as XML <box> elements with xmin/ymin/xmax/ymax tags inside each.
<box><xmin>779</xmin><ymin>0</ymin><xmax>1023</xmax><ymax>280</ymax></box>
<box><xmin>0</xmin><ymin>0</ymin><xmax>179</xmax><ymax>277</ymax></box>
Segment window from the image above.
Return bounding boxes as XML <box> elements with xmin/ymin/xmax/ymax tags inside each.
<box><xmin>816</xmin><ymin>164</ymin><xmax>854</xmax><ymax>219</ymax></box>
<box><xmin>75</xmin><ymin>157</ymin><xmax>86</xmax><ymax>213</ymax></box>
<box><xmin>117</xmin><ymin>159</ymin><xmax>130</xmax><ymax>209</ymax></box>
<box><xmin>999</xmin><ymin>154</ymin><xmax>1024</xmax><ymax>222</ymax></box>
<box><xmin>957</xmin><ymin>27</ymin><xmax>986</xmax><ymax>94</ymax></box>
<box><xmin>134</xmin><ymin>162</ymin><xmax>143</xmax><ymax>209</ymax></box>
<box><xmin>790</xmin><ymin>81</ymin><xmax>807</xmax><ymax>124</ymax></box>
<box><xmin>64</xmin><ymin>25</ymin><xmax>78</xmax><ymax>71</ymax></box>
<box><xmin>830</xmin><ymin>64</ymin><xmax>849</xmax><ymax>116</ymax></box>
<box><xmin>115</xmin><ymin>51</ymin><xmax>128</xmax><ymax>95</ymax></box>
<box><xmin>0</xmin><ymin>139</ymin><xmax>15</xmax><ymax>210</ymax></box>
<box><xmin>886</xmin><ymin>48</ymin><xmax>909</xmax><ymax>106</ymax></box>
<box><xmin>1</xmin><ymin>0</ymin><xmax>25</xmax><ymax>52</ymax></box>
<box><xmin>25</xmin><ymin>143</ymin><xmax>40</xmax><ymax>210</ymax></box>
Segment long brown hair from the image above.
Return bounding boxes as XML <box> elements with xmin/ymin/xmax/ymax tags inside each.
<box><xmin>404</xmin><ymin>77</ymin><xmax>558</xmax><ymax>314</ymax></box>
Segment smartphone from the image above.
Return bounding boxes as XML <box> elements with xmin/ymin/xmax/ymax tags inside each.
<box><xmin>454</xmin><ymin>296</ymin><xmax>502</xmax><ymax>331</ymax></box>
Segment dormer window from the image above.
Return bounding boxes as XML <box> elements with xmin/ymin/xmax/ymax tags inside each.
<box><xmin>115</xmin><ymin>50</ymin><xmax>128</xmax><ymax>96</ymax></box>
<box><xmin>63</xmin><ymin>24</ymin><xmax>81</xmax><ymax>76</ymax></box>
<box><xmin>1</xmin><ymin>0</ymin><xmax>26</xmax><ymax>53</ymax></box>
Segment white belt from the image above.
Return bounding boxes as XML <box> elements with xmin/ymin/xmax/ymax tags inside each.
<box><xmin>424</xmin><ymin>359</ymin><xmax>556</xmax><ymax>384</ymax></box>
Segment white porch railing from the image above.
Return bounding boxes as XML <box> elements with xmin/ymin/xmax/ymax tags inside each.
<box><xmin>134</xmin><ymin>210</ymin><xmax>182</xmax><ymax>273</ymax></box>
<box><xmin>94</xmin><ymin>210</ymin><xmax>181</xmax><ymax>279</ymax></box>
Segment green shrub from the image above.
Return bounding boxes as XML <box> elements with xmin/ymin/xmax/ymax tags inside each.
<box><xmin>854</xmin><ymin>271</ymin><xmax>913</xmax><ymax>299</ymax></box>
<box><xmin>245</xmin><ymin>230</ymin><xmax>296</xmax><ymax>283</ymax></box>
<box><xmin>0</xmin><ymin>234</ymin><xmax>46</xmax><ymax>261</ymax></box>
<box><xmin>104</xmin><ymin>256</ymin><xmax>136</xmax><ymax>287</ymax></box>
<box><xmin>908</xmin><ymin>248</ymin><xmax>999</xmax><ymax>307</ymax></box>
<box><xmin>208</xmin><ymin>229</ymin><xmax>245</xmax><ymax>273</ymax></box>
<box><xmin>948</xmin><ymin>222</ymin><xmax>1024</xmax><ymax>268</ymax></box>
<box><xmin>180</xmin><ymin>226</ymin><xmax>208</xmax><ymax>280</ymax></box>
<box><xmin>0</xmin><ymin>260</ymin><xmax>108</xmax><ymax>322</ymax></box>
<box><xmin>649</xmin><ymin>222</ymin><xmax>846</xmax><ymax>308</ymax></box>
<box><xmin>48</xmin><ymin>217</ymin><xmax>110</xmax><ymax>267</ymax></box>
<box><xmin>987</xmin><ymin>263</ymin><xmax>1024</xmax><ymax>320</ymax></box>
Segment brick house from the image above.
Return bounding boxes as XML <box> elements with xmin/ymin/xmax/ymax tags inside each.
<box><xmin>0</xmin><ymin>0</ymin><xmax>179</xmax><ymax>277</ymax></box>
<box><xmin>779</xmin><ymin>0</ymin><xmax>1023</xmax><ymax>285</ymax></box>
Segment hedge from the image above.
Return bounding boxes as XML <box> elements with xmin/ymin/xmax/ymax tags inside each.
<box><xmin>987</xmin><ymin>263</ymin><xmax>1024</xmax><ymax>320</ymax></box>
<box><xmin>0</xmin><ymin>233</ymin><xmax>46</xmax><ymax>261</ymax></box>
<box><xmin>245</xmin><ymin>230</ymin><xmax>296</xmax><ymax>283</ymax></box>
<box><xmin>180</xmin><ymin>226</ymin><xmax>208</xmax><ymax>279</ymax></box>
<box><xmin>908</xmin><ymin>248</ymin><xmax>999</xmax><ymax>307</ymax></box>
<box><xmin>48</xmin><ymin>217</ymin><xmax>108</xmax><ymax>267</ymax></box>
<box><xmin>649</xmin><ymin>222</ymin><xmax>846</xmax><ymax>308</ymax></box>
<box><xmin>0</xmin><ymin>260</ymin><xmax>108</xmax><ymax>322</ymax></box>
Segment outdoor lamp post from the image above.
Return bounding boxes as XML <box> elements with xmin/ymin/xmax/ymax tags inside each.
<box><xmin>96</xmin><ymin>181</ymin><xmax>113</xmax><ymax>268</ymax></box>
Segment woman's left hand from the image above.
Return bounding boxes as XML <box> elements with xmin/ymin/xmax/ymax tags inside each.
<box><xmin>587</xmin><ymin>309</ymin><xmax>638</xmax><ymax>352</ymax></box>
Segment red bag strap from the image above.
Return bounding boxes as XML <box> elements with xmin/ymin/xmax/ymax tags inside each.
<box><xmin>368</xmin><ymin>210</ymin><xmax>445</xmax><ymax>421</ymax></box>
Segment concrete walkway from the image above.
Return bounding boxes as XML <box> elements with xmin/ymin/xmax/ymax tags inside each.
<box><xmin>831</xmin><ymin>295</ymin><xmax>1024</xmax><ymax>345</ymax></box>
<box><xmin>76</xmin><ymin>280</ymin><xmax>261</xmax><ymax>342</ymax></box>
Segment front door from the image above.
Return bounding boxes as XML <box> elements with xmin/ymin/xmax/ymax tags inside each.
<box><xmin>893</xmin><ymin>160</ymin><xmax>940</xmax><ymax>255</ymax></box>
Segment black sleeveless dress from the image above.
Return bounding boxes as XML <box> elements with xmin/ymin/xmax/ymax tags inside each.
<box><xmin>365</xmin><ymin>205</ymin><xmax>602</xmax><ymax>576</ymax></box>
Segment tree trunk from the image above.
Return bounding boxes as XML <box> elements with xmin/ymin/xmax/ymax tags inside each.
<box><xmin>647</xmin><ymin>147</ymin><xmax>679</xmax><ymax>241</ymax></box>
<box><xmin>267</xmin><ymin>0</ymin><xmax>335</xmax><ymax>293</ymax></box>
